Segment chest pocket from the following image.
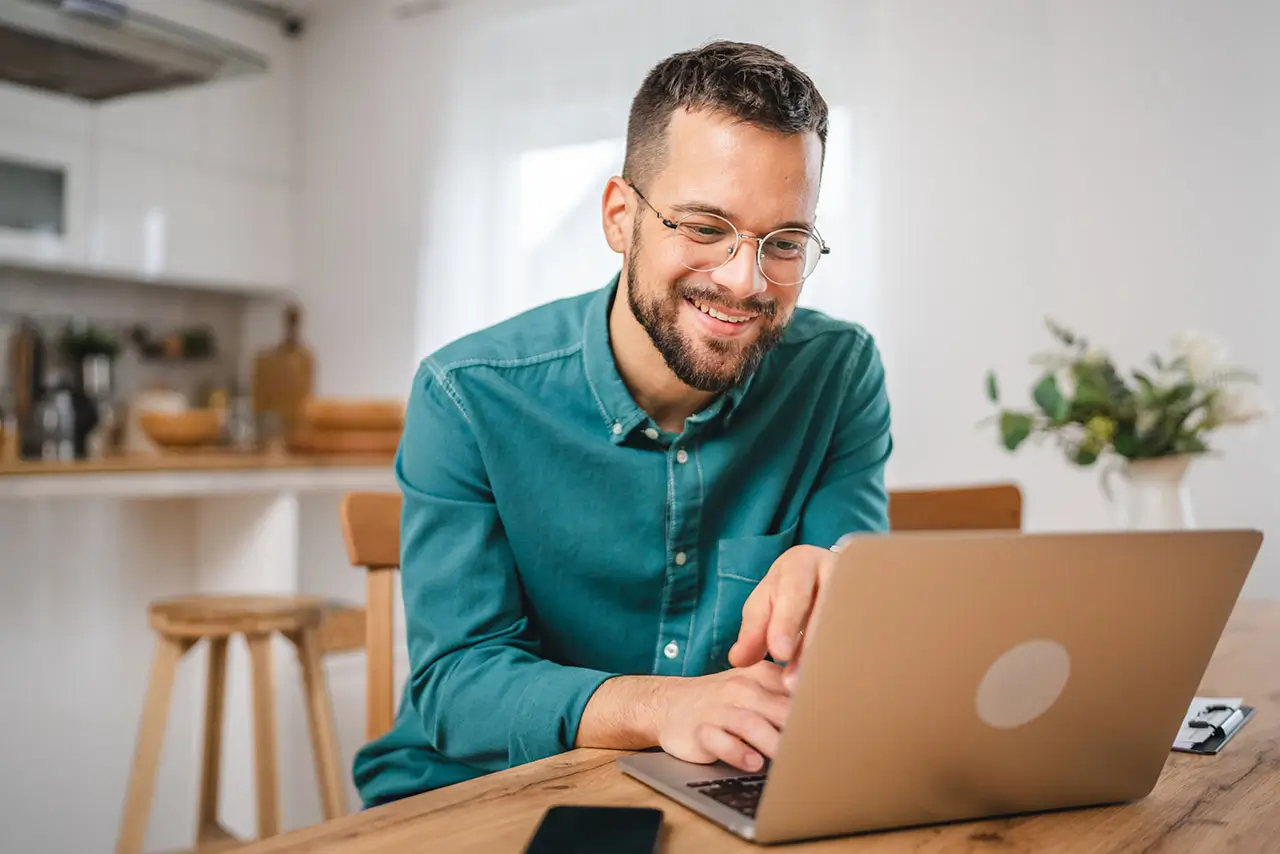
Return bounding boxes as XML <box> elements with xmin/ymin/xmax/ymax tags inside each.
<box><xmin>709</xmin><ymin>520</ymin><xmax>800</xmax><ymax>670</ymax></box>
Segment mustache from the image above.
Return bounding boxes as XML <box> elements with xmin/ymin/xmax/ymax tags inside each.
<box><xmin>676</xmin><ymin>282</ymin><xmax>779</xmax><ymax>320</ymax></box>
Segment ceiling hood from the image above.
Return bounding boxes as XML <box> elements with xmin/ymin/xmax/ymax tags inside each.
<box><xmin>0</xmin><ymin>0</ymin><xmax>269</xmax><ymax>101</ymax></box>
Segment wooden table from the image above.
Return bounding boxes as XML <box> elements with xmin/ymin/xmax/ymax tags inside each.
<box><xmin>242</xmin><ymin>601</ymin><xmax>1280</xmax><ymax>853</ymax></box>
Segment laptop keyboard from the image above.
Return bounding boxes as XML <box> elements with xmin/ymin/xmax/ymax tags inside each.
<box><xmin>687</xmin><ymin>774</ymin><xmax>767</xmax><ymax>818</ymax></box>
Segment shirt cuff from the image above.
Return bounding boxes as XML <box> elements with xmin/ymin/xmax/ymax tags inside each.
<box><xmin>509</xmin><ymin>665</ymin><xmax>616</xmax><ymax>766</ymax></box>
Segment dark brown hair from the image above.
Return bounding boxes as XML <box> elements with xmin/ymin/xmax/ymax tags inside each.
<box><xmin>623</xmin><ymin>40</ymin><xmax>829</xmax><ymax>188</ymax></box>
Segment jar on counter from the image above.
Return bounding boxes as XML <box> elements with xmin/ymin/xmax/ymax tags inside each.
<box><xmin>35</xmin><ymin>372</ymin><xmax>75</xmax><ymax>462</ymax></box>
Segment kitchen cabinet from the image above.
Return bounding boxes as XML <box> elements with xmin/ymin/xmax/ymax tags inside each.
<box><xmin>91</xmin><ymin>143</ymin><xmax>294</xmax><ymax>291</ymax></box>
<box><xmin>0</xmin><ymin>0</ymin><xmax>298</xmax><ymax>294</ymax></box>
<box><xmin>0</xmin><ymin>91</ymin><xmax>93</xmax><ymax>266</ymax></box>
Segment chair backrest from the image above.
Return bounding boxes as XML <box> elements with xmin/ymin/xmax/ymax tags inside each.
<box><xmin>889</xmin><ymin>483</ymin><xmax>1023</xmax><ymax>531</ymax></box>
<box><xmin>339</xmin><ymin>492</ymin><xmax>402</xmax><ymax>741</ymax></box>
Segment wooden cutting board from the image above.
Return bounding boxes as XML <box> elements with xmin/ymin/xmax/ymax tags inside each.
<box><xmin>253</xmin><ymin>305</ymin><xmax>314</xmax><ymax>440</ymax></box>
<box><xmin>287</xmin><ymin>427</ymin><xmax>401</xmax><ymax>455</ymax></box>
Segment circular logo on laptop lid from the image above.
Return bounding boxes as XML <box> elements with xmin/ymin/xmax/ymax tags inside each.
<box><xmin>975</xmin><ymin>639</ymin><xmax>1071</xmax><ymax>729</ymax></box>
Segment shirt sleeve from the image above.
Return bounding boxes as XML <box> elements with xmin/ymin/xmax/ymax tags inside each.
<box><xmin>797</xmin><ymin>333</ymin><xmax>894</xmax><ymax>548</ymax></box>
<box><xmin>396</xmin><ymin>360</ymin><xmax>616</xmax><ymax>771</ymax></box>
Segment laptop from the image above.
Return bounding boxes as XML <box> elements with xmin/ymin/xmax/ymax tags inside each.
<box><xmin>618</xmin><ymin>529</ymin><xmax>1262</xmax><ymax>844</ymax></box>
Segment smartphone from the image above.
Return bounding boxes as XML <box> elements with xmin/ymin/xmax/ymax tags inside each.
<box><xmin>522</xmin><ymin>805</ymin><xmax>663</xmax><ymax>854</ymax></box>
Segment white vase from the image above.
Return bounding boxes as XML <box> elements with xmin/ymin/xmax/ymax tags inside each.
<box><xmin>1102</xmin><ymin>455</ymin><xmax>1197</xmax><ymax>530</ymax></box>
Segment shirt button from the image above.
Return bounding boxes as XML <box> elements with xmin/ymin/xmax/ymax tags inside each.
<box><xmin>676</xmin><ymin>449</ymin><xmax>689</xmax><ymax>464</ymax></box>
<box><xmin>612</xmin><ymin>423</ymin><xmax>623</xmax><ymax>435</ymax></box>
<box><xmin>644</xmin><ymin>427</ymin><xmax>659</xmax><ymax>440</ymax></box>
<box><xmin>663</xmin><ymin>641</ymin><xmax>680</xmax><ymax>659</ymax></box>
<box><xmin>674</xmin><ymin>551</ymin><xmax>687</xmax><ymax>566</ymax></box>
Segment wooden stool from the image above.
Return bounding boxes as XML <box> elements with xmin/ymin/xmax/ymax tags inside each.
<box><xmin>115</xmin><ymin>595</ymin><xmax>348</xmax><ymax>854</ymax></box>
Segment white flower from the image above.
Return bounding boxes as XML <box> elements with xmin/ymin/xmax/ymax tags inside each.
<box><xmin>1211</xmin><ymin>383</ymin><xmax>1271</xmax><ymax>426</ymax></box>
<box><xmin>1055</xmin><ymin>366</ymin><xmax>1076</xmax><ymax>400</ymax></box>
<box><xmin>1171</xmin><ymin>329</ymin><xmax>1228</xmax><ymax>383</ymax></box>
<box><xmin>1082</xmin><ymin>347</ymin><xmax>1109</xmax><ymax>366</ymax></box>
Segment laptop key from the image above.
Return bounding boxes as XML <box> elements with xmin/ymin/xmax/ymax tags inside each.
<box><xmin>686</xmin><ymin>775</ymin><xmax>767</xmax><ymax>817</ymax></box>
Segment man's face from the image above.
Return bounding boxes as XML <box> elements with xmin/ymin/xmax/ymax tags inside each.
<box><xmin>626</xmin><ymin>108</ymin><xmax>823</xmax><ymax>393</ymax></box>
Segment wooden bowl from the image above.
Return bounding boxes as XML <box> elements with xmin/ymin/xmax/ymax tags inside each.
<box><xmin>140</xmin><ymin>409</ymin><xmax>222</xmax><ymax>449</ymax></box>
<box><xmin>299</xmin><ymin>397</ymin><xmax>406</xmax><ymax>432</ymax></box>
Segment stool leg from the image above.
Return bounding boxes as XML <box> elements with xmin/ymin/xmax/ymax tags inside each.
<box><xmin>247</xmin><ymin>633</ymin><xmax>280</xmax><ymax>840</ymax></box>
<box><xmin>289</xmin><ymin>628</ymin><xmax>348</xmax><ymax>819</ymax></box>
<box><xmin>195</xmin><ymin>637</ymin><xmax>229</xmax><ymax>847</ymax></box>
<box><xmin>116</xmin><ymin>634</ymin><xmax>194</xmax><ymax>854</ymax></box>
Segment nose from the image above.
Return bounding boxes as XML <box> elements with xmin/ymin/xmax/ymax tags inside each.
<box><xmin>709</xmin><ymin>236</ymin><xmax>768</xmax><ymax>299</ymax></box>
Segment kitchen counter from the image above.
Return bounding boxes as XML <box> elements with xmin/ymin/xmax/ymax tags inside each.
<box><xmin>1</xmin><ymin>448</ymin><xmax>398</xmax><ymax>846</ymax></box>
<box><xmin>0</xmin><ymin>451</ymin><xmax>396</xmax><ymax>499</ymax></box>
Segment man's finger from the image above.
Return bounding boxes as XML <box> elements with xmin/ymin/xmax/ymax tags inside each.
<box><xmin>739</xmin><ymin>660</ymin><xmax>788</xmax><ymax>695</ymax></box>
<box><xmin>721</xmin><ymin>708</ymin><xmax>783</xmax><ymax>759</ymax></box>
<box><xmin>730</xmin><ymin>678</ymin><xmax>791</xmax><ymax>729</ymax></box>
<box><xmin>728</xmin><ymin>583</ymin><xmax>774</xmax><ymax>667</ymax></box>
<box><xmin>766</xmin><ymin>557</ymin><xmax>817</xmax><ymax>663</ymax></box>
<box><xmin>697</xmin><ymin>723</ymin><xmax>764</xmax><ymax>772</ymax></box>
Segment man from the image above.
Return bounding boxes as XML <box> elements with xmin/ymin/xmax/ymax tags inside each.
<box><xmin>353</xmin><ymin>40</ymin><xmax>892</xmax><ymax>807</ymax></box>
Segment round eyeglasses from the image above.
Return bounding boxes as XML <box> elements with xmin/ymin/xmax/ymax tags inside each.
<box><xmin>631</xmin><ymin>183</ymin><xmax>829</xmax><ymax>286</ymax></box>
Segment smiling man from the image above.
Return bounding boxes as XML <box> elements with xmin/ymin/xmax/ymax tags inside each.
<box><xmin>353</xmin><ymin>40</ymin><xmax>893</xmax><ymax>807</ymax></box>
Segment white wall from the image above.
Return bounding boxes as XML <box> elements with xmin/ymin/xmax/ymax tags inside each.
<box><xmin>297</xmin><ymin>0</ymin><xmax>1279</xmax><ymax>596</ymax></box>
<box><xmin>290</xmin><ymin>0</ymin><xmax>428</xmax><ymax>398</ymax></box>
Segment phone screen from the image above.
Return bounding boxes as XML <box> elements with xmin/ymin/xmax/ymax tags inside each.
<box><xmin>522</xmin><ymin>805</ymin><xmax>663</xmax><ymax>854</ymax></box>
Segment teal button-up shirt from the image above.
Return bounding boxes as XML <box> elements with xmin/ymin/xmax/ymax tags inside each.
<box><xmin>353</xmin><ymin>276</ymin><xmax>892</xmax><ymax>806</ymax></box>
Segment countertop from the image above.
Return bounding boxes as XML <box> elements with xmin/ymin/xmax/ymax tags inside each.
<box><xmin>0</xmin><ymin>451</ymin><xmax>396</xmax><ymax>499</ymax></box>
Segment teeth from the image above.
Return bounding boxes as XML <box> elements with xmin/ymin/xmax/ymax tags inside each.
<box><xmin>692</xmin><ymin>299</ymin><xmax>756</xmax><ymax>324</ymax></box>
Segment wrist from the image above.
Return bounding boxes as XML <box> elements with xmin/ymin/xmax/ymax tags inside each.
<box><xmin>578</xmin><ymin>675</ymin><xmax>675</xmax><ymax>749</ymax></box>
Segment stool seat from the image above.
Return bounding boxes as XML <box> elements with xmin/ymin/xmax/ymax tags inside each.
<box><xmin>149</xmin><ymin>594</ymin><xmax>328</xmax><ymax>639</ymax></box>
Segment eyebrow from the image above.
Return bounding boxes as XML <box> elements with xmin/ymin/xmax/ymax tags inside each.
<box><xmin>666</xmin><ymin>200</ymin><xmax>816</xmax><ymax>233</ymax></box>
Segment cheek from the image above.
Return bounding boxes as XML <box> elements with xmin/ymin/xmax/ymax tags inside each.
<box><xmin>769</xmin><ymin>284</ymin><xmax>802</xmax><ymax>318</ymax></box>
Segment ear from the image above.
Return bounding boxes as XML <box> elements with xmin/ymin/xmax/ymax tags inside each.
<box><xmin>601</xmin><ymin>176</ymin><xmax>633</xmax><ymax>255</ymax></box>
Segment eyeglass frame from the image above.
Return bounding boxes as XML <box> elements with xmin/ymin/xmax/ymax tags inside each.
<box><xmin>628</xmin><ymin>181</ymin><xmax>830</xmax><ymax>286</ymax></box>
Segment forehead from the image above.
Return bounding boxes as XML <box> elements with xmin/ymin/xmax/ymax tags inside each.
<box><xmin>651</xmin><ymin>108</ymin><xmax>823</xmax><ymax>231</ymax></box>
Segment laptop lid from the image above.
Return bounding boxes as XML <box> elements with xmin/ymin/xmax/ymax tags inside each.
<box><xmin>753</xmin><ymin>529</ymin><xmax>1262</xmax><ymax>844</ymax></box>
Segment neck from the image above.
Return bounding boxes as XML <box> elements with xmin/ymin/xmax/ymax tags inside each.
<box><xmin>609</xmin><ymin>275</ymin><xmax>716</xmax><ymax>434</ymax></box>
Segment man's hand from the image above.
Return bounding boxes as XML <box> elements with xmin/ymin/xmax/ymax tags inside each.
<box><xmin>727</xmin><ymin>545</ymin><xmax>837</xmax><ymax>689</ymax></box>
<box><xmin>657</xmin><ymin>661</ymin><xmax>791</xmax><ymax>772</ymax></box>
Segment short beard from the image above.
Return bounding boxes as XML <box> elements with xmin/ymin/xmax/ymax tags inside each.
<box><xmin>625</xmin><ymin>233</ymin><xmax>789</xmax><ymax>394</ymax></box>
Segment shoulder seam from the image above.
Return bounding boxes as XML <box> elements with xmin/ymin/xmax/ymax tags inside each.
<box><xmin>841</xmin><ymin>330</ymin><xmax>872</xmax><ymax>388</ymax></box>
<box><xmin>437</xmin><ymin>342</ymin><xmax>582</xmax><ymax>373</ymax></box>
<box><xmin>423</xmin><ymin>358</ymin><xmax>472</xmax><ymax>425</ymax></box>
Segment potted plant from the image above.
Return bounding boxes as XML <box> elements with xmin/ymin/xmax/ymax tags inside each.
<box><xmin>987</xmin><ymin>319</ymin><xmax>1268</xmax><ymax>529</ymax></box>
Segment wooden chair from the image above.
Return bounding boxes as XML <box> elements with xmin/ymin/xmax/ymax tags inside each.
<box><xmin>889</xmin><ymin>482</ymin><xmax>1023</xmax><ymax>531</ymax></box>
<box><xmin>339</xmin><ymin>483</ymin><xmax>1023</xmax><ymax>745</ymax></box>
<box><xmin>339</xmin><ymin>492</ymin><xmax>402</xmax><ymax>742</ymax></box>
<box><xmin>116</xmin><ymin>596</ymin><xmax>348</xmax><ymax>854</ymax></box>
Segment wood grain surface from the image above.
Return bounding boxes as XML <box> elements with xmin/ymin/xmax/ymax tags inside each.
<box><xmin>239</xmin><ymin>600</ymin><xmax>1280</xmax><ymax>853</ymax></box>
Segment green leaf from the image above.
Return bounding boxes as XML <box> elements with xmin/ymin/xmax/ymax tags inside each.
<box><xmin>986</xmin><ymin>371</ymin><xmax>1000</xmax><ymax>403</ymax></box>
<box><xmin>1073</xmin><ymin>444</ymin><xmax>1101</xmax><ymax>466</ymax></box>
<box><xmin>1000</xmin><ymin>412</ymin><xmax>1034</xmax><ymax>451</ymax></box>
<box><xmin>1150</xmin><ymin>353</ymin><xmax>1165</xmax><ymax>372</ymax></box>
<box><xmin>1045</xmin><ymin>317</ymin><xmax>1086</xmax><ymax>350</ymax></box>
<box><xmin>1172</xmin><ymin>434</ymin><xmax>1209</xmax><ymax>455</ymax></box>
<box><xmin>1072</xmin><ymin>364</ymin><xmax>1110</xmax><ymax>406</ymax></box>
<box><xmin>1132</xmin><ymin>371</ymin><xmax>1157</xmax><ymax>400</ymax></box>
<box><xmin>1113</xmin><ymin>422</ymin><xmax>1141</xmax><ymax>458</ymax></box>
<box><xmin>1033</xmin><ymin>375</ymin><xmax>1070</xmax><ymax>423</ymax></box>
<box><xmin>1160</xmin><ymin>384</ymin><xmax>1196</xmax><ymax>407</ymax></box>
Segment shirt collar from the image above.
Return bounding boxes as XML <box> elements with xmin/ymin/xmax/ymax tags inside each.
<box><xmin>581</xmin><ymin>274</ymin><xmax>755</xmax><ymax>444</ymax></box>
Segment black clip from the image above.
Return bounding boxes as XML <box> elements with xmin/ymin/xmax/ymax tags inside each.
<box><xmin>1187</xmin><ymin>704</ymin><xmax>1241</xmax><ymax>739</ymax></box>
